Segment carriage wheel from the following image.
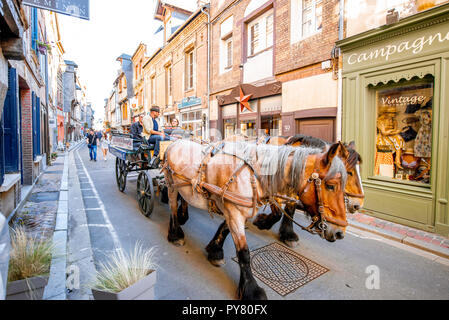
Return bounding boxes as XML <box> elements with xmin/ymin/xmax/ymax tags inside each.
<box><xmin>137</xmin><ymin>171</ymin><xmax>155</xmax><ymax>217</ymax></box>
<box><xmin>115</xmin><ymin>158</ymin><xmax>127</xmax><ymax>192</ymax></box>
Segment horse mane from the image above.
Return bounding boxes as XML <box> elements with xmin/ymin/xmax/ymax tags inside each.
<box><xmin>345</xmin><ymin>146</ymin><xmax>363</xmax><ymax>169</ymax></box>
<box><xmin>285</xmin><ymin>134</ymin><xmax>362</xmax><ymax>169</ymax></box>
<box><xmin>285</xmin><ymin>134</ymin><xmax>329</xmax><ymax>149</ymax></box>
<box><xmin>221</xmin><ymin>142</ymin><xmax>320</xmax><ymax>194</ymax></box>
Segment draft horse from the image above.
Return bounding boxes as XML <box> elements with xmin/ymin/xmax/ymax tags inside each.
<box><xmin>253</xmin><ymin>134</ymin><xmax>364</xmax><ymax>246</ymax></box>
<box><xmin>163</xmin><ymin>139</ymin><xmax>349</xmax><ymax>300</ymax></box>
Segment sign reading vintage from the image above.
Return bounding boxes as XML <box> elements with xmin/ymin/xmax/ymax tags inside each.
<box><xmin>23</xmin><ymin>0</ymin><xmax>89</xmax><ymax>20</ymax></box>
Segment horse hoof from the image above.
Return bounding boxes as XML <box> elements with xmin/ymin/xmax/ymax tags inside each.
<box><xmin>282</xmin><ymin>240</ymin><xmax>299</xmax><ymax>248</ymax></box>
<box><xmin>240</xmin><ymin>286</ymin><xmax>268</xmax><ymax>300</ymax></box>
<box><xmin>209</xmin><ymin>259</ymin><xmax>226</xmax><ymax>267</ymax></box>
<box><xmin>172</xmin><ymin>239</ymin><xmax>185</xmax><ymax>247</ymax></box>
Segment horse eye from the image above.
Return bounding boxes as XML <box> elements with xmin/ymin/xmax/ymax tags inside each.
<box><xmin>325</xmin><ymin>184</ymin><xmax>335</xmax><ymax>191</ymax></box>
<box><xmin>347</xmin><ymin>171</ymin><xmax>353</xmax><ymax>176</ymax></box>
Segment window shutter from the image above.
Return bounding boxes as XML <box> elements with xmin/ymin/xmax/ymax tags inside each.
<box><xmin>4</xmin><ymin>67</ymin><xmax>19</xmax><ymax>172</ymax></box>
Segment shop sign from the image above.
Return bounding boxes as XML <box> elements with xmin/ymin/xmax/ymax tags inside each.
<box><xmin>347</xmin><ymin>30</ymin><xmax>449</xmax><ymax>66</ymax></box>
<box><xmin>178</xmin><ymin>96</ymin><xmax>201</xmax><ymax>109</ymax></box>
<box><xmin>342</xmin><ymin>19</ymin><xmax>449</xmax><ymax>72</ymax></box>
<box><xmin>23</xmin><ymin>0</ymin><xmax>89</xmax><ymax>20</ymax></box>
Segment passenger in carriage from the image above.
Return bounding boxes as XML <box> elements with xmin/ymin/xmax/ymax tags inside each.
<box><xmin>143</xmin><ymin>106</ymin><xmax>172</xmax><ymax>158</ymax></box>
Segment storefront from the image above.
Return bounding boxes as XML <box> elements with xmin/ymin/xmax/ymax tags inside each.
<box><xmin>216</xmin><ymin>82</ymin><xmax>282</xmax><ymax>140</ymax></box>
<box><xmin>337</xmin><ymin>4</ymin><xmax>449</xmax><ymax>236</ymax></box>
<box><xmin>178</xmin><ymin>96</ymin><xmax>204</xmax><ymax>138</ymax></box>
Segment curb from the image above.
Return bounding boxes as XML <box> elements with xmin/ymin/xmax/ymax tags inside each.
<box><xmin>43</xmin><ymin>152</ymin><xmax>69</xmax><ymax>300</ymax></box>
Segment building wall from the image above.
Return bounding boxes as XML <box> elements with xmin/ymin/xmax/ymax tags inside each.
<box><xmin>143</xmin><ymin>12</ymin><xmax>209</xmax><ymax>130</ymax></box>
<box><xmin>210</xmin><ymin>0</ymin><xmax>340</xmax><ymax>140</ymax></box>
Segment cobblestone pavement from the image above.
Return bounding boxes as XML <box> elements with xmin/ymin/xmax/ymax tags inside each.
<box><xmin>10</xmin><ymin>153</ymin><xmax>65</xmax><ymax>241</ymax></box>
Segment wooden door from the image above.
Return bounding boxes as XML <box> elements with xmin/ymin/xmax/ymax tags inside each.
<box><xmin>296</xmin><ymin>118</ymin><xmax>335</xmax><ymax>142</ymax></box>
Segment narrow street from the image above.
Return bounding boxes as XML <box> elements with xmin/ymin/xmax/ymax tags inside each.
<box><xmin>69</xmin><ymin>143</ymin><xmax>449</xmax><ymax>300</ymax></box>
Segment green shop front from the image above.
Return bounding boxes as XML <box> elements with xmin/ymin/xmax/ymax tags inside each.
<box><xmin>337</xmin><ymin>5</ymin><xmax>449</xmax><ymax>236</ymax></box>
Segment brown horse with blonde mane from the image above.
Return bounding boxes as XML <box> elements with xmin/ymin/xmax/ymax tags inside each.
<box><xmin>163</xmin><ymin>139</ymin><xmax>349</xmax><ymax>300</ymax></box>
<box><xmin>251</xmin><ymin>134</ymin><xmax>364</xmax><ymax>246</ymax></box>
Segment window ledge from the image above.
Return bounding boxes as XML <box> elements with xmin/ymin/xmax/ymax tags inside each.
<box><xmin>0</xmin><ymin>173</ymin><xmax>21</xmax><ymax>193</ymax></box>
<box><xmin>247</xmin><ymin>46</ymin><xmax>273</xmax><ymax>59</ymax></box>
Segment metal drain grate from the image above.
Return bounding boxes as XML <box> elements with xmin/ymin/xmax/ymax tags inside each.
<box><xmin>233</xmin><ymin>242</ymin><xmax>329</xmax><ymax>296</ymax></box>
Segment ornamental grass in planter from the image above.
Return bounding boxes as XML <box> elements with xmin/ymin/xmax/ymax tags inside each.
<box><xmin>91</xmin><ymin>243</ymin><xmax>158</xmax><ymax>300</ymax></box>
<box><xmin>7</xmin><ymin>226</ymin><xmax>54</xmax><ymax>300</ymax></box>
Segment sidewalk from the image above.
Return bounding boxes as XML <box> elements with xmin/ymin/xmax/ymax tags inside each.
<box><xmin>348</xmin><ymin>210</ymin><xmax>449</xmax><ymax>259</ymax></box>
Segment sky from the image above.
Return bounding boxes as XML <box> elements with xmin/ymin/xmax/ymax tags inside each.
<box><xmin>57</xmin><ymin>0</ymin><xmax>164</xmax><ymax>124</ymax></box>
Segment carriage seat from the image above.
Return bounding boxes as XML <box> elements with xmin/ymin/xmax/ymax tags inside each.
<box><xmin>132</xmin><ymin>137</ymin><xmax>155</xmax><ymax>152</ymax></box>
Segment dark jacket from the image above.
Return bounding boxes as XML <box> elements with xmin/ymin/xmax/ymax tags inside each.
<box><xmin>130</xmin><ymin>121</ymin><xmax>143</xmax><ymax>140</ymax></box>
<box><xmin>87</xmin><ymin>133</ymin><xmax>98</xmax><ymax>146</ymax></box>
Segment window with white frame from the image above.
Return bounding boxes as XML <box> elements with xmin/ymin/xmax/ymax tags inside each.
<box><xmin>247</xmin><ymin>9</ymin><xmax>273</xmax><ymax>57</ymax></box>
<box><xmin>220</xmin><ymin>16</ymin><xmax>234</xmax><ymax>74</ymax></box>
<box><xmin>151</xmin><ymin>76</ymin><xmax>156</xmax><ymax>105</ymax></box>
<box><xmin>292</xmin><ymin>0</ymin><xmax>322</xmax><ymax>43</ymax></box>
<box><xmin>166</xmin><ymin>65</ymin><xmax>172</xmax><ymax>105</ymax></box>
<box><xmin>185</xmin><ymin>50</ymin><xmax>194</xmax><ymax>90</ymax></box>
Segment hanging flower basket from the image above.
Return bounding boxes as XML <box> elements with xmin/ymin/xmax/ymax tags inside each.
<box><xmin>37</xmin><ymin>41</ymin><xmax>52</xmax><ymax>54</ymax></box>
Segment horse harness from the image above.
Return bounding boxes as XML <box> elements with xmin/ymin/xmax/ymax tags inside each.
<box><xmin>162</xmin><ymin>142</ymin><xmax>260</xmax><ymax>218</ymax></box>
<box><xmin>163</xmin><ymin>141</ymin><xmax>348</xmax><ymax>236</ymax></box>
<box><xmin>270</xmin><ymin>154</ymin><xmax>349</xmax><ymax>238</ymax></box>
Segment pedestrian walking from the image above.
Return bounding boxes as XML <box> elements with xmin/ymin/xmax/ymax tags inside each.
<box><xmin>86</xmin><ymin>129</ymin><xmax>98</xmax><ymax>161</ymax></box>
<box><xmin>101</xmin><ymin>132</ymin><xmax>111</xmax><ymax>161</ymax></box>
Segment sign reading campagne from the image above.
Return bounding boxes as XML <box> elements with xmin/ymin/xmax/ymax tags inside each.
<box><xmin>23</xmin><ymin>0</ymin><xmax>89</xmax><ymax>20</ymax></box>
<box><xmin>346</xmin><ymin>30</ymin><xmax>449</xmax><ymax>65</ymax></box>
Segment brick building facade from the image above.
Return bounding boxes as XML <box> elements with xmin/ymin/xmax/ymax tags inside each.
<box><xmin>142</xmin><ymin>2</ymin><xmax>209</xmax><ymax>138</ymax></box>
<box><xmin>209</xmin><ymin>0</ymin><xmax>341</xmax><ymax>142</ymax></box>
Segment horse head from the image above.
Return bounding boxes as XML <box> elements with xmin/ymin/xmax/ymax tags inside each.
<box><xmin>299</xmin><ymin>142</ymin><xmax>349</xmax><ymax>242</ymax></box>
<box><xmin>343</xmin><ymin>141</ymin><xmax>364</xmax><ymax>213</ymax></box>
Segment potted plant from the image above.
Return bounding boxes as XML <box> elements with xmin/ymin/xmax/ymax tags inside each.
<box><xmin>6</xmin><ymin>226</ymin><xmax>54</xmax><ymax>300</ymax></box>
<box><xmin>91</xmin><ymin>243</ymin><xmax>158</xmax><ymax>300</ymax></box>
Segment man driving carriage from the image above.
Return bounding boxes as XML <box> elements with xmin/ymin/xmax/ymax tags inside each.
<box><xmin>130</xmin><ymin>106</ymin><xmax>173</xmax><ymax>166</ymax></box>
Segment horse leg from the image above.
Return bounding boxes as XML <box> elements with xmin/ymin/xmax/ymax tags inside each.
<box><xmin>205</xmin><ymin>220</ymin><xmax>229</xmax><ymax>267</ymax></box>
<box><xmin>167</xmin><ymin>189</ymin><xmax>185</xmax><ymax>246</ymax></box>
<box><xmin>252</xmin><ymin>203</ymin><xmax>282</xmax><ymax>230</ymax></box>
<box><xmin>177</xmin><ymin>196</ymin><xmax>189</xmax><ymax>226</ymax></box>
<box><xmin>279</xmin><ymin>202</ymin><xmax>299</xmax><ymax>247</ymax></box>
<box><xmin>227</xmin><ymin>213</ymin><xmax>267</xmax><ymax>300</ymax></box>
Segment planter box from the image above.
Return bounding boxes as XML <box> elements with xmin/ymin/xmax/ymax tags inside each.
<box><xmin>92</xmin><ymin>270</ymin><xmax>156</xmax><ymax>300</ymax></box>
<box><xmin>6</xmin><ymin>276</ymin><xmax>49</xmax><ymax>300</ymax></box>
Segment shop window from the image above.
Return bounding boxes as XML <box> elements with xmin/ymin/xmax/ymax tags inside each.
<box><xmin>240</xmin><ymin>119</ymin><xmax>256</xmax><ymax>137</ymax></box>
<box><xmin>374</xmin><ymin>77</ymin><xmax>433</xmax><ymax>184</ymax></box>
<box><xmin>224</xmin><ymin>119</ymin><xmax>236</xmax><ymax>138</ymax></box>
<box><xmin>181</xmin><ymin>110</ymin><xmax>202</xmax><ymax>138</ymax></box>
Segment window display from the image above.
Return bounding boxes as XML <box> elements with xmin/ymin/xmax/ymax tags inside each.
<box><xmin>374</xmin><ymin>78</ymin><xmax>433</xmax><ymax>184</ymax></box>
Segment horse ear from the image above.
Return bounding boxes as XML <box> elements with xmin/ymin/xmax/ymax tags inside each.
<box><xmin>324</xmin><ymin>142</ymin><xmax>349</xmax><ymax>166</ymax></box>
<box><xmin>348</xmin><ymin>141</ymin><xmax>356</xmax><ymax>150</ymax></box>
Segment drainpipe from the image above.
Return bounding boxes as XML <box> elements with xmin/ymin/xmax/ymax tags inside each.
<box><xmin>201</xmin><ymin>4</ymin><xmax>211</xmax><ymax>140</ymax></box>
<box><xmin>336</xmin><ymin>0</ymin><xmax>345</xmax><ymax>142</ymax></box>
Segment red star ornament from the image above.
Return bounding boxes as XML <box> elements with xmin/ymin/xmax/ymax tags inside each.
<box><xmin>235</xmin><ymin>87</ymin><xmax>253</xmax><ymax>112</ymax></box>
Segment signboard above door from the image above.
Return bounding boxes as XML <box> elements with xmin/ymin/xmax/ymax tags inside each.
<box><xmin>23</xmin><ymin>0</ymin><xmax>89</xmax><ymax>20</ymax></box>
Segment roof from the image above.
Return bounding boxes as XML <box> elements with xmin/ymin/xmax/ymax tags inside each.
<box><xmin>64</xmin><ymin>60</ymin><xmax>78</xmax><ymax>67</ymax></box>
<box><xmin>116</xmin><ymin>53</ymin><xmax>132</xmax><ymax>61</ymax></box>
<box><xmin>154</xmin><ymin>0</ymin><xmax>197</xmax><ymax>21</ymax></box>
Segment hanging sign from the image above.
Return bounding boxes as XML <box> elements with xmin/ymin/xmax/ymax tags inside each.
<box><xmin>23</xmin><ymin>0</ymin><xmax>90</xmax><ymax>20</ymax></box>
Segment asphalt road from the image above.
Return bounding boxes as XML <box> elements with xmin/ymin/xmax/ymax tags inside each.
<box><xmin>72</xmin><ymin>144</ymin><xmax>449</xmax><ymax>300</ymax></box>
